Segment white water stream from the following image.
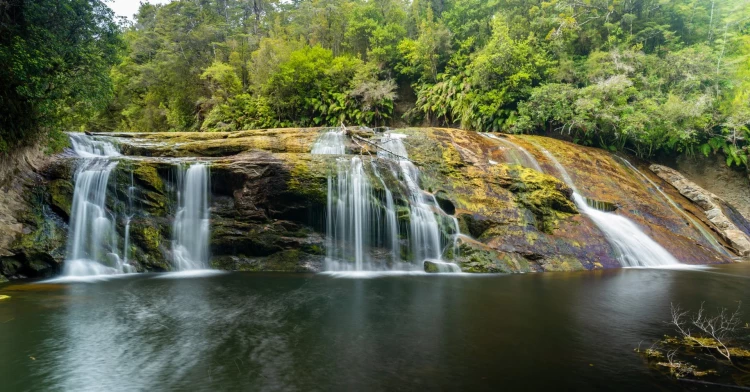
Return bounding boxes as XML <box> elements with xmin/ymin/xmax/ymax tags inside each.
<box><xmin>533</xmin><ymin>145</ymin><xmax>682</xmax><ymax>267</ymax></box>
<box><xmin>172</xmin><ymin>163</ymin><xmax>211</xmax><ymax>270</ymax></box>
<box><xmin>63</xmin><ymin>135</ymin><xmax>133</xmax><ymax>278</ymax></box>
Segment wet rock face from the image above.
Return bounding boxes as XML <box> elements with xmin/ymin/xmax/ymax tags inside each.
<box><xmin>0</xmin><ymin>127</ymin><xmax>739</xmax><ymax>279</ymax></box>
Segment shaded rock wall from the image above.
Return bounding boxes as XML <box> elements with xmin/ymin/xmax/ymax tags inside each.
<box><xmin>0</xmin><ymin>145</ymin><xmax>68</xmax><ymax>280</ymax></box>
<box><xmin>672</xmin><ymin>154</ymin><xmax>750</xmax><ymax>221</ymax></box>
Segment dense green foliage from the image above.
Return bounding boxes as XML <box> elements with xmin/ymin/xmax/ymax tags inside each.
<box><xmin>2</xmin><ymin>0</ymin><xmax>749</xmax><ymax>167</ymax></box>
<box><xmin>0</xmin><ymin>0</ymin><xmax>121</xmax><ymax>152</ymax></box>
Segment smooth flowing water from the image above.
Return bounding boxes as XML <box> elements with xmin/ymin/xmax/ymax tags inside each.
<box><xmin>325</xmin><ymin>157</ymin><xmax>374</xmax><ymax>271</ymax></box>
<box><xmin>63</xmin><ymin>160</ymin><xmax>131</xmax><ymax>276</ymax></box>
<box><xmin>529</xmin><ymin>143</ymin><xmax>682</xmax><ymax>268</ymax></box>
<box><xmin>172</xmin><ymin>163</ymin><xmax>211</xmax><ymax>270</ymax></box>
<box><xmin>314</xmin><ymin>130</ymin><xmax>459</xmax><ymax>272</ymax></box>
<box><xmin>311</xmin><ymin>130</ymin><xmax>346</xmax><ymax>155</ymax></box>
<box><xmin>483</xmin><ymin>133</ymin><xmax>543</xmax><ymax>171</ymax></box>
<box><xmin>381</xmin><ymin>136</ymin><xmax>444</xmax><ymax>264</ymax></box>
<box><xmin>2</xmin><ymin>265</ymin><xmax>749</xmax><ymax>391</ymax></box>
<box><xmin>68</xmin><ymin>133</ymin><xmax>121</xmax><ymax>158</ymax></box>
<box><xmin>616</xmin><ymin>156</ymin><xmax>730</xmax><ymax>257</ymax></box>
<box><xmin>62</xmin><ymin>135</ymin><xmax>133</xmax><ymax>278</ymax></box>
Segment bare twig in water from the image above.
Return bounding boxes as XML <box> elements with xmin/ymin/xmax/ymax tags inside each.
<box><xmin>670</xmin><ymin>302</ymin><xmax>742</xmax><ymax>362</ymax></box>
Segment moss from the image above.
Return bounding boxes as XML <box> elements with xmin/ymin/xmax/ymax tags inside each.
<box><xmin>133</xmin><ymin>164</ymin><xmax>165</xmax><ymax>192</ymax></box>
<box><xmin>286</xmin><ymin>160</ymin><xmax>327</xmax><ymax>204</ymax></box>
<box><xmin>48</xmin><ymin>179</ymin><xmax>73</xmax><ymax>218</ymax></box>
<box><xmin>498</xmin><ymin>164</ymin><xmax>577</xmax><ymax>234</ymax></box>
<box><xmin>424</xmin><ymin>260</ymin><xmax>441</xmax><ymax>273</ymax></box>
<box><xmin>538</xmin><ymin>255</ymin><xmax>585</xmax><ymax>272</ymax></box>
<box><xmin>114</xmin><ymin>128</ymin><xmax>322</xmax><ymax>157</ymax></box>
<box><xmin>263</xmin><ymin>249</ymin><xmax>303</xmax><ymax>271</ymax></box>
<box><xmin>13</xmin><ymin>189</ymin><xmax>67</xmax><ymax>269</ymax></box>
<box><xmin>129</xmin><ymin>220</ymin><xmax>169</xmax><ymax>270</ymax></box>
<box><xmin>457</xmin><ymin>242</ymin><xmax>514</xmax><ymax>273</ymax></box>
<box><xmin>141</xmin><ymin>225</ymin><xmax>161</xmax><ymax>252</ymax></box>
<box><xmin>306</xmin><ymin>244</ymin><xmax>325</xmax><ymax>255</ymax></box>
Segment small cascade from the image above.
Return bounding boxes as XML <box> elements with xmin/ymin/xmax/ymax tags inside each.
<box><xmin>69</xmin><ymin>133</ymin><xmax>121</xmax><ymax>158</ymax></box>
<box><xmin>429</xmin><ymin>193</ymin><xmax>461</xmax><ymax>259</ymax></box>
<box><xmin>371</xmin><ymin>161</ymin><xmax>400</xmax><ymax>263</ymax></box>
<box><xmin>484</xmin><ymin>133</ymin><xmax>542</xmax><ymax>172</ymax></box>
<box><xmin>64</xmin><ymin>160</ymin><xmax>134</xmax><ymax>276</ymax></box>
<box><xmin>424</xmin><ymin>259</ymin><xmax>462</xmax><ymax>273</ymax></box>
<box><xmin>532</xmin><ymin>144</ymin><xmax>681</xmax><ymax>267</ymax></box>
<box><xmin>380</xmin><ymin>136</ymin><xmax>443</xmax><ymax>263</ymax></box>
<box><xmin>616</xmin><ymin>157</ymin><xmax>730</xmax><ymax>257</ymax></box>
<box><xmin>316</xmin><ymin>130</ymin><xmax>407</xmax><ymax>271</ymax></box>
<box><xmin>315</xmin><ymin>129</ymin><xmax>460</xmax><ymax>272</ymax></box>
<box><xmin>325</xmin><ymin>157</ymin><xmax>374</xmax><ymax>270</ymax></box>
<box><xmin>172</xmin><ymin>163</ymin><xmax>211</xmax><ymax>270</ymax></box>
<box><xmin>311</xmin><ymin>130</ymin><xmax>347</xmax><ymax>154</ymax></box>
<box><xmin>123</xmin><ymin>171</ymin><xmax>136</xmax><ymax>265</ymax></box>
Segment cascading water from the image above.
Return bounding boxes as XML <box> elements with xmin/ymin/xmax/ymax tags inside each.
<box><xmin>172</xmin><ymin>163</ymin><xmax>211</xmax><ymax>270</ymax></box>
<box><xmin>326</xmin><ymin>157</ymin><xmax>374</xmax><ymax>270</ymax></box>
<box><xmin>379</xmin><ymin>134</ymin><xmax>461</xmax><ymax>272</ymax></box>
<box><xmin>531</xmin><ymin>144</ymin><xmax>681</xmax><ymax>267</ymax></box>
<box><xmin>123</xmin><ymin>171</ymin><xmax>136</xmax><ymax>265</ymax></box>
<box><xmin>69</xmin><ymin>133</ymin><xmax>121</xmax><ymax>158</ymax></box>
<box><xmin>313</xmin><ymin>129</ymin><xmax>461</xmax><ymax>272</ymax></box>
<box><xmin>63</xmin><ymin>135</ymin><xmax>133</xmax><ymax>277</ymax></box>
<box><xmin>311</xmin><ymin>130</ymin><xmax>346</xmax><ymax>155</ymax></box>
<box><xmin>371</xmin><ymin>161</ymin><xmax>400</xmax><ymax>264</ymax></box>
<box><xmin>616</xmin><ymin>157</ymin><xmax>730</xmax><ymax>257</ymax></box>
<box><xmin>483</xmin><ymin>133</ymin><xmax>542</xmax><ymax>172</ymax></box>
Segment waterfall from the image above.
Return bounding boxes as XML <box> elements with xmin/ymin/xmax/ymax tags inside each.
<box><xmin>172</xmin><ymin>163</ymin><xmax>211</xmax><ymax>270</ymax></box>
<box><xmin>63</xmin><ymin>160</ymin><xmax>134</xmax><ymax>277</ymax></box>
<box><xmin>69</xmin><ymin>133</ymin><xmax>121</xmax><ymax>158</ymax></box>
<box><xmin>371</xmin><ymin>161</ymin><xmax>400</xmax><ymax>264</ymax></box>
<box><xmin>616</xmin><ymin>157</ymin><xmax>730</xmax><ymax>257</ymax></box>
<box><xmin>123</xmin><ymin>171</ymin><xmax>136</xmax><ymax>264</ymax></box>
<box><xmin>314</xmin><ymin>130</ymin><xmax>377</xmax><ymax>270</ymax></box>
<box><xmin>325</xmin><ymin>157</ymin><xmax>374</xmax><ymax>270</ymax></box>
<box><xmin>314</xmin><ymin>129</ymin><xmax>460</xmax><ymax>272</ymax></box>
<box><xmin>384</xmin><ymin>137</ymin><xmax>443</xmax><ymax>263</ymax></box>
<box><xmin>311</xmin><ymin>130</ymin><xmax>346</xmax><ymax>154</ymax></box>
<box><xmin>531</xmin><ymin>144</ymin><xmax>681</xmax><ymax>267</ymax></box>
<box><xmin>62</xmin><ymin>134</ymin><xmax>134</xmax><ymax>277</ymax></box>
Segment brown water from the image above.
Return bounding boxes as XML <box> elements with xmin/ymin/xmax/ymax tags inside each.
<box><xmin>2</xmin><ymin>265</ymin><xmax>750</xmax><ymax>391</ymax></box>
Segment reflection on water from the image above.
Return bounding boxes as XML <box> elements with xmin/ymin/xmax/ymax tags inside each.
<box><xmin>2</xmin><ymin>265</ymin><xmax>750</xmax><ymax>391</ymax></box>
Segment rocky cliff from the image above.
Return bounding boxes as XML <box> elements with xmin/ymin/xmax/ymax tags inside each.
<box><xmin>0</xmin><ymin>128</ymin><xmax>744</xmax><ymax>280</ymax></box>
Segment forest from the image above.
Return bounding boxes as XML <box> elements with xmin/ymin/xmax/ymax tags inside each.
<box><xmin>1</xmin><ymin>0</ymin><xmax>749</xmax><ymax>166</ymax></box>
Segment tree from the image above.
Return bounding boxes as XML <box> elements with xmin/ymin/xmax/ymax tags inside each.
<box><xmin>0</xmin><ymin>0</ymin><xmax>121</xmax><ymax>152</ymax></box>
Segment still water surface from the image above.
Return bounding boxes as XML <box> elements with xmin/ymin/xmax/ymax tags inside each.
<box><xmin>2</xmin><ymin>265</ymin><xmax>750</xmax><ymax>391</ymax></box>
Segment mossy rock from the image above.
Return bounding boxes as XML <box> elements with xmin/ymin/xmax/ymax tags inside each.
<box><xmin>133</xmin><ymin>163</ymin><xmax>165</xmax><ymax>193</ymax></box>
<box><xmin>129</xmin><ymin>219</ymin><xmax>170</xmax><ymax>270</ymax></box>
<box><xmin>286</xmin><ymin>160</ymin><xmax>328</xmax><ymax>204</ymax></box>
<box><xmin>48</xmin><ymin>179</ymin><xmax>74</xmax><ymax>218</ymax></box>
